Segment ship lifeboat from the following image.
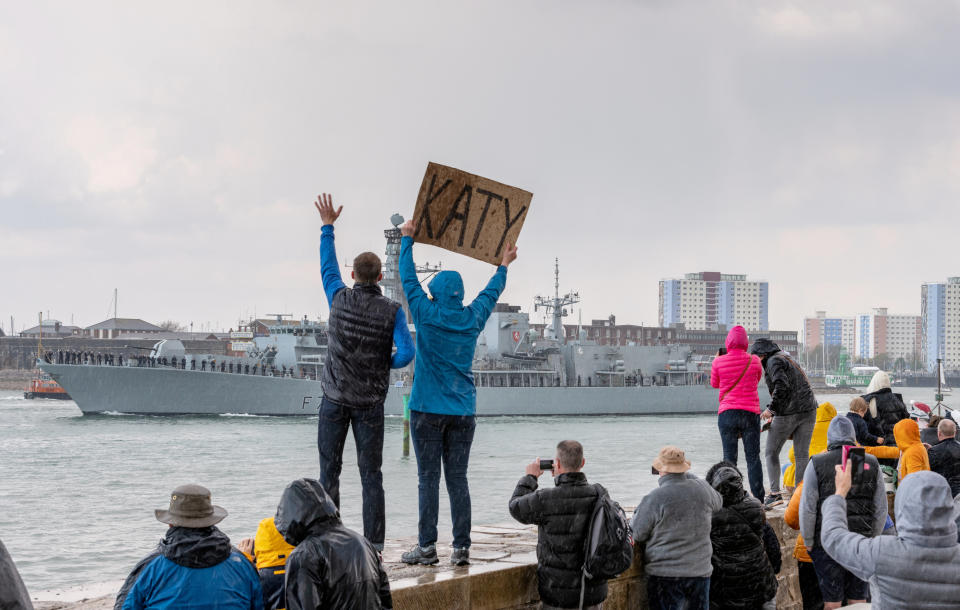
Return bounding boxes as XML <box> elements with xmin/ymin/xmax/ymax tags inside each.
<box><xmin>24</xmin><ymin>372</ymin><xmax>72</xmax><ymax>400</ymax></box>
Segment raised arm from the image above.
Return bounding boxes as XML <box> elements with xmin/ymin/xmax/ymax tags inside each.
<box><xmin>399</xmin><ymin>221</ymin><xmax>429</xmax><ymax>320</ymax></box>
<box><xmin>315</xmin><ymin>194</ymin><xmax>346</xmax><ymax>306</ymax></box>
<box><xmin>468</xmin><ymin>243</ymin><xmax>517</xmax><ymax>325</ymax></box>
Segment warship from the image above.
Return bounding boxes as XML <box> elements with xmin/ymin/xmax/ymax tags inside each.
<box><xmin>39</xmin><ymin>218</ymin><xmax>757</xmax><ymax>416</ymax></box>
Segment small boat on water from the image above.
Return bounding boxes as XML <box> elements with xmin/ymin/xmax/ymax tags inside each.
<box><xmin>24</xmin><ymin>371</ymin><xmax>71</xmax><ymax>400</ymax></box>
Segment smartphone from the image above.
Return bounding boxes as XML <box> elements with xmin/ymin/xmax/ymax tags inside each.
<box><xmin>717</xmin><ymin>347</ymin><xmax>727</xmax><ymax>356</ymax></box>
<box><xmin>539</xmin><ymin>459</ymin><xmax>554</xmax><ymax>471</ymax></box>
<box><xmin>842</xmin><ymin>446</ymin><xmax>867</xmax><ymax>484</ymax></box>
<box><xmin>651</xmin><ymin>466</ymin><xmax>659</xmax><ymax>475</ymax></box>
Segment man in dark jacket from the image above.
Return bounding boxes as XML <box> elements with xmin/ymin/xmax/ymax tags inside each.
<box><xmin>750</xmin><ymin>338</ymin><xmax>818</xmax><ymax>508</ymax></box>
<box><xmin>275</xmin><ymin>478</ymin><xmax>392</xmax><ymax>610</ymax></box>
<box><xmin>845</xmin><ymin>397</ymin><xmax>883</xmax><ymax>446</ymax></box>
<box><xmin>115</xmin><ymin>484</ymin><xmax>263</xmax><ymax>610</ymax></box>
<box><xmin>0</xmin><ymin>539</ymin><xmax>33</xmax><ymax>610</ymax></box>
<box><xmin>928</xmin><ymin>418</ymin><xmax>960</xmax><ymax>497</ymax></box>
<box><xmin>508</xmin><ymin>440</ymin><xmax>608</xmax><ymax>610</ymax></box>
<box><xmin>705</xmin><ymin>462</ymin><xmax>778</xmax><ymax>610</ymax></box>
<box><xmin>314</xmin><ymin>194</ymin><xmax>414</xmax><ymax>552</ymax></box>
<box><xmin>799</xmin><ymin>418</ymin><xmax>886</xmax><ymax>610</ymax></box>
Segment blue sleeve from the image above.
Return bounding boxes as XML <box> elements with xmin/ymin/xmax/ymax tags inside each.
<box><xmin>399</xmin><ymin>236</ymin><xmax>428</xmax><ymax>321</ymax></box>
<box><xmin>467</xmin><ymin>266</ymin><xmax>507</xmax><ymax>326</ymax></box>
<box><xmin>320</xmin><ymin>224</ymin><xmax>346</xmax><ymax>307</ymax></box>
<box><xmin>391</xmin><ymin>308</ymin><xmax>414</xmax><ymax>368</ymax></box>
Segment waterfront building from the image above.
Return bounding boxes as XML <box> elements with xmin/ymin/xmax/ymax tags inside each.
<box><xmin>84</xmin><ymin>317</ymin><xmax>164</xmax><ymax>339</ymax></box>
<box><xmin>19</xmin><ymin>319</ymin><xmax>82</xmax><ymax>339</ymax></box>
<box><xmin>659</xmin><ymin>272</ymin><xmax>768</xmax><ymax>331</ymax></box>
<box><xmin>922</xmin><ymin>278</ymin><xmax>960</xmax><ymax>372</ymax></box>
<box><xmin>529</xmin><ymin>312</ymin><xmax>679</xmax><ymax>347</ymax></box>
<box><xmin>856</xmin><ymin>308</ymin><xmax>922</xmax><ymax>366</ymax></box>
<box><xmin>803</xmin><ymin>311</ymin><xmax>856</xmax><ymax>356</ymax></box>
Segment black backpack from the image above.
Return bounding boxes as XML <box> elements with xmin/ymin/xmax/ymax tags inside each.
<box><xmin>579</xmin><ymin>484</ymin><xmax>634</xmax><ymax>608</ymax></box>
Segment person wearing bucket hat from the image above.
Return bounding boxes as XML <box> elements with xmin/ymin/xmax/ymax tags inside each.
<box><xmin>114</xmin><ymin>484</ymin><xmax>263</xmax><ymax>610</ymax></box>
<box><xmin>631</xmin><ymin>447</ymin><xmax>721</xmax><ymax>610</ymax></box>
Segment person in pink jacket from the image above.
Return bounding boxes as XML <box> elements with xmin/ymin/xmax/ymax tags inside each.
<box><xmin>711</xmin><ymin>325</ymin><xmax>765</xmax><ymax>500</ymax></box>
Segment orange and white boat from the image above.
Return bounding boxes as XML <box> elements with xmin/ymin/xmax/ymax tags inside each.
<box><xmin>24</xmin><ymin>371</ymin><xmax>72</xmax><ymax>400</ymax></box>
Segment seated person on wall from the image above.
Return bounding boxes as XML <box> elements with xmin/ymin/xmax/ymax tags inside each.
<box><xmin>845</xmin><ymin>397</ymin><xmax>884</xmax><ymax>447</ymax></box>
<box><xmin>274</xmin><ymin>478</ymin><xmax>392</xmax><ymax>610</ymax></box>
<box><xmin>631</xmin><ymin>446</ymin><xmax>722</xmax><ymax>610</ymax></box>
<box><xmin>705</xmin><ymin>461</ymin><xmax>779</xmax><ymax>610</ymax></box>
<box><xmin>822</xmin><ymin>466</ymin><xmax>960</xmax><ymax>607</ymax></box>
<box><xmin>238</xmin><ymin>517</ymin><xmax>296</xmax><ymax>610</ymax></box>
<box><xmin>115</xmin><ymin>484</ymin><xmax>263</xmax><ymax>610</ymax></box>
<box><xmin>508</xmin><ymin>440</ymin><xmax>609</xmax><ymax>610</ymax></box>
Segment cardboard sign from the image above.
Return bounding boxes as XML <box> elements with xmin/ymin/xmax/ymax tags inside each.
<box><xmin>412</xmin><ymin>162</ymin><xmax>532</xmax><ymax>265</ymax></box>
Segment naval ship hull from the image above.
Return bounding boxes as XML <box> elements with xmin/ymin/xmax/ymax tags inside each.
<box><xmin>40</xmin><ymin>363</ymin><xmax>727</xmax><ymax>416</ymax></box>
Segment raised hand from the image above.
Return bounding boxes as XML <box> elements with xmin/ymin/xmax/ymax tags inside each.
<box><xmin>501</xmin><ymin>243</ymin><xmax>519</xmax><ymax>267</ymax></box>
<box><xmin>314</xmin><ymin>193</ymin><xmax>343</xmax><ymax>226</ymax></box>
<box><xmin>400</xmin><ymin>219</ymin><xmax>415</xmax><ymax>238</ymax></box>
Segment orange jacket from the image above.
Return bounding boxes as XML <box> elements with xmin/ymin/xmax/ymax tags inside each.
<box><xmin>894</xmin><ymin>419</ymin><xmax>930</xmax><ymax>481</ymax></box>
<box><xmin>784</xmin><ymin>481</ymin><xmax>810</xmax><ymax>563</ymax></box>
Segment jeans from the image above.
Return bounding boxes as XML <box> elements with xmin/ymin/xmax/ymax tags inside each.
<box><xmin>717</xmin><ymin>409</ymin><xmax>765</xmax><ymax>499</ymax></box>
<box><xmin>765</xmin><ymin>410</ymin><xmax>816</xmax><ymax>493</ymax></box>
<box><xmin>646</xmin><ymin>575</ymin><xmax>709</xmax><ymax>610</ymax></box>
<box><xmin>318</xmin><ymin>397</ymin><xmax>385</xmax><ymax>546</ymax></box>
<box><xmin>410</xmin><ymin>409</ymin><xmax>476</xmax><ymax>549</ymax></box>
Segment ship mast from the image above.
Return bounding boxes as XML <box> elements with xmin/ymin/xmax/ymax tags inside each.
<box><xmin>534</xmin><ymin>258</ymin><xmax>579</xmax><ymax>345</ymax></box>
<box><xmin>383</xmin><ymin>214</ymin><xmax>441</xmax><ymax>323</ymax></box>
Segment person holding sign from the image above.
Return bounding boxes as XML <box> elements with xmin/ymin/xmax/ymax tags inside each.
<box><xmin>314</xmin><ymin>193</ymin><xmax>415</xmax><ymax>553</ymax></box>
<box><xmin>397</xmin><ymin>218</ymin><xmax>518</xmax><ymax>566</ymax></box>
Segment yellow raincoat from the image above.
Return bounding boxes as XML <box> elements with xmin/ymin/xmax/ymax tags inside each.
<box><xmin>783</xmin><ymin>402</ymin><xmax>836</xmax><ymax>487</ymax></box>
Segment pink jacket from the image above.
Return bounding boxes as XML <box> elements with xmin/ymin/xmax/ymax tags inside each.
<box><xmin>710</xmin><ymin>325</ymin><xmax>763</xmax><ymax>414</ymax></box>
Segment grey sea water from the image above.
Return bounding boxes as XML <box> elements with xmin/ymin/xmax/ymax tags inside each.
<box><xmin>0</xmin><ymin>387</ymin><xmax>944</xmax><ymax>594</ymax></box>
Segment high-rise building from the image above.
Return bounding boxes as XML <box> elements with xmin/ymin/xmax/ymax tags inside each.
<box><xmin>658</xmin><ymin>272</ymin><xmax>768</xmax><ymax>331</ymax></box>
<box><xmin>922</xmin><ymin>278</ymin><xmax>960</xmax><ymax>371</ymax></box>
<box><xmin>803</xmin><ymin>311</ymin><xmax>856</xmax><ymax>356</ymax></box>
<box><xmin>855</xmin><ymin>308</ymin><xmax>922</xmax><ymax>366</ymax></box>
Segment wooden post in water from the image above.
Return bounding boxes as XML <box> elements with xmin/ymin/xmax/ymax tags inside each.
<box><xmin>402</xmin><ymin>394</ymin><xmax>410</xmax><ymax>457</ymax></box>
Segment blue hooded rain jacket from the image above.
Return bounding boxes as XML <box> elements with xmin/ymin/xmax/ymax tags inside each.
<box><xmin>399</xmin><ymin>236</ymin><xmax>507</xmax><ymax>416</ymax></box>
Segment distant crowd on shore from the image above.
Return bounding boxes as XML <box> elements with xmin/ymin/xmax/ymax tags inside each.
<box><xmin>5</xmin><ymin>194</ymin><xmax>960</xmax><ymax>610</ymax></box>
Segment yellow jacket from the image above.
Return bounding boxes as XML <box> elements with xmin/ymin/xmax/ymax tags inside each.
<box><xmin>894</xmin><ymin>418</ymin><xmax>930</xmax><ymax>481</ymax></box>
<box><xmin>783</xmin><ymin>402</ymin><xmax>837</xmax><ymax>487</ymax></box>
<box><xmin>784</xmin><ymin>481</ymin><xmax>810</xmax><ymax>562</ymax></box>
<box><xmin>242</xmin><ymin>517</ymin><xmax>295</xmax><ymax>571</ymax></box>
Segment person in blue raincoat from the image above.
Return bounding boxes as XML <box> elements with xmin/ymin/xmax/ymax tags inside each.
<box><xmin>115</xmin><ymin>484</ymin><xmax>263</xmax><ymax>610</ymax></box>
<box><xmin>397</xmin><ymin>218</ymin><xmax>518</xmax><ymax>567</ymax></box>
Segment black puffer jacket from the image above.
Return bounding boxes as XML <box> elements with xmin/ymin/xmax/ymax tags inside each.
<box><xmin>0</xmin><ymin>539</ymin><xmax>32</xmax><ymax>610</ymax></box>
<box><xmin>706</xmin><ymin>463</ymin><xmax>777</xmax><ymax>610</ymax></box>
<box><xmin>508</xmin><ymin>472</ymin><xmax>608</xmax><ymax>609</ymax></box>
<box><xmin>275</xmin><ymin>478</ymin><xmax>391</xmax><ymax>610</ymax></box>
<box><xmin>750</xmin><ymin>339</ymin><xmax>816</xmax><ymax>417</ymax></box>
<box><xmin>323</xmin><ymin>284</ymin><xmax>400</xmax><ymax>408</ymax></box>
<box><xmin>929</xmin><ymin>439</ymin><xmax>960</xmax><ymax>498</ymax></box>
<box><xmin>861</xmin><ymin>388</ymin><xmax>909</xmax><ymax>444</ymax></box>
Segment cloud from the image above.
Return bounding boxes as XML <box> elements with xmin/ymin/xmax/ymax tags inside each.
<box><xmin>1</xmin><ymin>0</ymin><xmax>960</xmax><ymax>336</ymax></box>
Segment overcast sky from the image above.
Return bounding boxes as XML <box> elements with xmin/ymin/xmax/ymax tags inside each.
<box><xmin>2</xmin><ymin>1</ymin><xmax>959</xmax><ymax>335</ymax></box>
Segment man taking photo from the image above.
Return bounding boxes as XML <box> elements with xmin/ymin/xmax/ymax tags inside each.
<box><xmin>508</xmin><ymin>440</ymin><xmax>609</xmax><ymax>610</ymax></box>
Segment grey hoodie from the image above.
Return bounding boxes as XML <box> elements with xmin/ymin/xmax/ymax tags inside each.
<box><xmin>799</xmin><ymin>417</ymin><xmax>886</xmax><ymax>548</ymax></box>
<box><xmin>821</xmin><ymin>471</ymin><xmax>960</xmax><ymax>609</ymax></box>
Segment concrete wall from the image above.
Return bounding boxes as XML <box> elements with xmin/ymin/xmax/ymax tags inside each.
<box><xmin>391</xmin><ymin>512</ymin><xmax>801</xmax><ymax>610</ymax></box>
